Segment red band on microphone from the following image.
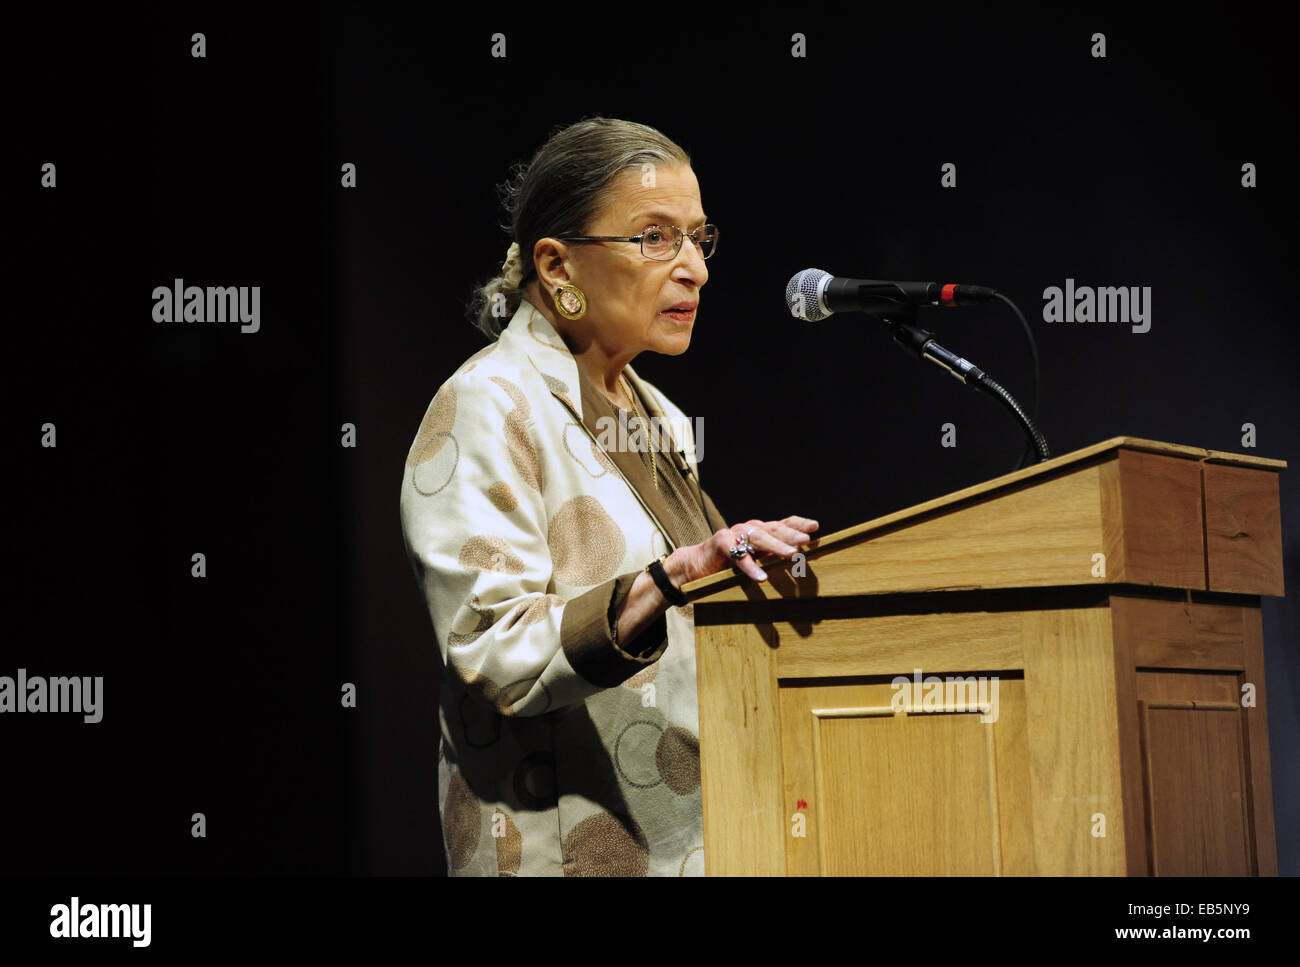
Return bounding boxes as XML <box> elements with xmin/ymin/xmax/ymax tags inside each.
<box><xmin>941</xmin><ymin>283</ymin><xmax>958</xmax><ymax>304</ymax></box>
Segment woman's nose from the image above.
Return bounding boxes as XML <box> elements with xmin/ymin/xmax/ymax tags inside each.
<box><xmin>675</xmin><ymin>237</ymin><xmax>708</xmax><ymax>284</ymax></box>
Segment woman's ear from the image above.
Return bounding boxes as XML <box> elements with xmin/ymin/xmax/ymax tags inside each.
<box><xmin>532</xmin><ymin>238</ymin><xmax>574</xmax><ymax>291</ymax></box>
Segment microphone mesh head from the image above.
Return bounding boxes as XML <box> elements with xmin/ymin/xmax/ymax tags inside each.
<box><xmin>785</xmin><ymin>268</ymin><xmax>832</xmax><ymax>322</ymax></box>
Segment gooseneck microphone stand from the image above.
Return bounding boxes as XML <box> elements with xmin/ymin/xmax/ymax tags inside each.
<box><xmin>880</xmin><ymin>304</ymin><xmax>1051</xmax><ymax>470</ymax></box>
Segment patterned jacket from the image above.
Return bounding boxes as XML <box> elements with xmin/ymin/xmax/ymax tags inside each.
<box><xmin>399</xmin><ymin>297</ymin><xmax>713</xmax><ymax>876</ymax></box>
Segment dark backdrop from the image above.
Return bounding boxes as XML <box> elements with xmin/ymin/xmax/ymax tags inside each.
<box><xmin>14</xmin><ymin>1</ymin><xmax>1297</xmax><ymax>878</ymax></box>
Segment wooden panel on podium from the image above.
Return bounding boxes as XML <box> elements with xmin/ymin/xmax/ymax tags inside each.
<box><xmin>684</xmin><ymin>437</ymin><xmax>1285</xmax><ymax>875</ymax></box>
<box><xmin>1202</xmin><ymin>461</ymin><xmax>1285</xmax><ymax>595</ymax></box>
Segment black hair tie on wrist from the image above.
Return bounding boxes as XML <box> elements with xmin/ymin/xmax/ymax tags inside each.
<box><xmin>645</xmin><ymin>554</ymin><xmax>687</xmax><ymax>607</ymax></box>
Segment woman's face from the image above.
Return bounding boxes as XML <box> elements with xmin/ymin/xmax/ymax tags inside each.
<box><xmin>538</xmin><ymin>164</ymin><xmax>709</xmax><ymax>359</ymax></box>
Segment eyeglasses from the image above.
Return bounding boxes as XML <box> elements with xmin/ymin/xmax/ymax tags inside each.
<box><xmin>555</xmin><ymin>223</ymin><xmax>720</xmax><ymax>261</ymax></box>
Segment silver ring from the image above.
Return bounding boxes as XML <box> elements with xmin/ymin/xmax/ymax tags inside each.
<box><xmin>728</xmin><ymin>535</ymin><xmax>757</xmax><ymax>560</ymax></box>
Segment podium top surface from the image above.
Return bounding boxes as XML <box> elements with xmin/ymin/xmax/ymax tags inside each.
<box><xmin>680</xmin><ymin>436</ymin><xmax>1286</xmax><ymax>599</ymax></box>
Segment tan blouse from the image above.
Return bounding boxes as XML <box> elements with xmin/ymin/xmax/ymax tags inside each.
<box><xmin>557</xmin><ymin>361</ymin><xmax>726</xmax><ymax>662</ymax></box>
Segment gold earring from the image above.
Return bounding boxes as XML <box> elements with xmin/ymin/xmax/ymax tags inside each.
<box><xmin>554</xmin><ymin>283</ymin><xmax>587</xmax><ymax>320</ymax></box>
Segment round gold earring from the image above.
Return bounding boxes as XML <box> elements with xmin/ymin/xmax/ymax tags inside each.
<box><xmin>554</xmin><ymin>283</ymin><xmax>587</xmax><ymax>320</ymax></box>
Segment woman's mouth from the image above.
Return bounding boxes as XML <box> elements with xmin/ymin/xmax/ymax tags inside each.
<box><xmin>659</xmin><ymin>306</ymin><xmax>697</xmax><ymax>323</ymax></box>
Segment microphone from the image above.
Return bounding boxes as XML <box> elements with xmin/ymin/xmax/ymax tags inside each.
<box><xmin>786</xmin><ymin>268</ymin><xmax>998</xmax><ymax>322</ymax></box>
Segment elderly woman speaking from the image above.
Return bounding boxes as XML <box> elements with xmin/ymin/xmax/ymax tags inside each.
<box><xmin>399</xmin><ymin>117</ymin><xmax>818</xmax><ymax>876</ymax></box>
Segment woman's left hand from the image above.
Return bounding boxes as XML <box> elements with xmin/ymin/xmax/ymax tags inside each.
<box><xmin>665</xmin><ymin>515</ymin><xmax>820</xmax><ymax>587</ymax></box>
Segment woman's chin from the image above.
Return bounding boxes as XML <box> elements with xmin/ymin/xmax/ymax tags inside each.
<box><xmin>651</xmin><ymin>315</ymin><xmax>695</xmax><ymax>353</ymax></box>
<box><xmin>651</xmin><ymin>331</ymin><xmax>693</xmax><ymax>355</ymax></box>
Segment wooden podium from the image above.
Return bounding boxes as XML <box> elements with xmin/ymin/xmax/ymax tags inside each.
<box><xmin>681</xmin><ymin>437</ymin><xmax>1285</xmax><ymax>876</ymax></box>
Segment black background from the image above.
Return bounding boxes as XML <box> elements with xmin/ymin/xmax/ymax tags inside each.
<box><xmin>13</xmin><ymin>0</ymin><xmax>1298</xmax><ymax>885</ymax></box>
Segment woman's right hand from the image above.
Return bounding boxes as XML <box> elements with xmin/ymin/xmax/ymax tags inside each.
<box><xmin>663</xmin><ymin>516</ymin><xmax>820</xmax><ymax>589</ymax></box>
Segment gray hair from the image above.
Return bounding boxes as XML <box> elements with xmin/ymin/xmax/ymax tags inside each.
<box><xmin>467</xmin><ymin>117</ymin><xmax>692</xmax><ymax>339</ymax></box>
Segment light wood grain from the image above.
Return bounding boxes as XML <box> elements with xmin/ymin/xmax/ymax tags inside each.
<box><xmin>815</xmin><ymin>707</ymin><xmax>996</xmax><ymax>874</ymax></box>
<box><xmin>1022</xmin><ymin>606</ymin><xmax>1127</xmax><ymax>874</ymax></box>
<box><xmin>682</xmin><ymin>436</ymin><xmax>1286</xmax><ymax>601</ymax></box>
<box><xmin>775</xmin><ymin>676</ymin><xmax>1034</xmax><ymax>875</ymax></box>
<box><xmin>695</xmin><ymin>621</ymin><xmax>785</xmax><ymax>875</ymax></box>
<box><xmin>694</xmin><ymin>461</ymin><xmax>1111</xmax><ymax>603</ymax></box>
<box><xmin>1109</xmin><ymin>601</ymin><xmax>1149</xmax><ymax>875</ymax></box>
<box><xmin>771</xmin><ymin>610</ymin><xmax>1024</xmax><ymax>680</ymax></box>
<box><xmin>779</xmin><ymin>684</ymin><xmax>825</xmax><ymax>876</ymax></box>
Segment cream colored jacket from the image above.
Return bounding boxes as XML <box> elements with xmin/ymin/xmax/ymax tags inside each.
<box><xmin>399</xmin><ymin>297</ymin><xmax>709</xmax><ymax>876</ymax></box>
